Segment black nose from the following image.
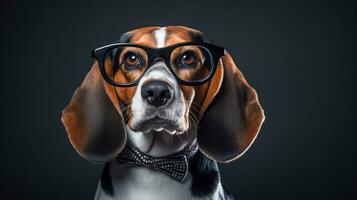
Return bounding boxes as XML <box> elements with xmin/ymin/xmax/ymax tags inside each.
<box><xmin>141</xmin><ymin>81</ymin><xmax>173</xmax><ymax>107</ymax></box>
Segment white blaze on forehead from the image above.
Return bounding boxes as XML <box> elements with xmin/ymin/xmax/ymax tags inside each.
<box><xmin>153</xmin><ymin>27</ymin><xmax>167</xmax><ymax>48</ymax></box>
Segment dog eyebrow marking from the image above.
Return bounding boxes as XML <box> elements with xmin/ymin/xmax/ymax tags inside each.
<box><xmin>153</xmin><ymin>27</ymin><xmax>166</xmax><ymax>48</ymax></box>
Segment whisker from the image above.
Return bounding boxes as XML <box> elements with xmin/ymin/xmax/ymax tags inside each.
<box><xmin>186</xmin><ymin>118</ymin><xmax>191</xmax><ymax>137</ymax></box>
<box><xmin>177</xmin><ymin>134</ymin><xmax>183</xmax><ymax>144</ymax></box>
<box><xmin>189</xmin><ymin>105</ymin><xmax>200</xmax><ymax>114</ymax></box>
<box><xmin>190</xmin><ymin>111</ymin><xmax>199</xmax><ymax>124</ymax></box>
<box><xmin>189</xmin><ymin>111</ymin><xmax>199</xmax><ymax>125</ymax></box>
<box><xmin>188</xmin><ymin>113</ymin><xmax>198</xmax><ymax>127</ymax></box>
<box><xmin>120</xmin><ymin>103</ymin><xmax>132</xmax><ymax>113</ymax></box>
<box><xmin>124</xmin><ymin>112</ymin><xmax>132</xmax><ymax>124</ymax></box>
<box><xmin>183</xmin><ymin>101</ymin><xmax>201</xmax><ymax>120</ymax></box>
<box><xmin>183</xmin><ymin>101</ymin><xmax>201</xmax><ymax>107</ymax></box>
<box><xmin>182</xmin><ymin>101</ymin><xmax>200</xmax><ymax>133</ymax></box>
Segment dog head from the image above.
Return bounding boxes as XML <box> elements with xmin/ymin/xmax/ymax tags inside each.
<box><xmin>61</xmin><ymin>26</ymin><xmax>265</xmax><ymax>163</ymax></box>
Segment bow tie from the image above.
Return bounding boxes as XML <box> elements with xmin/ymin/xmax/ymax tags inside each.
<box><xmin>116</xmin><ymin>141</ymin><xmax>199</xmax><ymax>182</ymax></box>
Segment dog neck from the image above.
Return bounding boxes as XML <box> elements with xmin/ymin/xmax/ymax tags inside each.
<box><xmin>126</xmin><ymin>125</ymin><xmax>197</xmax><ymax>157</ymax></box>
<box><xmin>95</xmin><ymin>126</ymin><xmax>225</xmax><ymax>199</ymax></box>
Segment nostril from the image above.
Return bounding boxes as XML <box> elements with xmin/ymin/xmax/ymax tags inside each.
<box><xmin>142</xmin><ymin>89</ymin><xmax>154</xmax><ymax>99</ymax></box>
<box><xmin>141</xmin><ymin>81</ymin><xmax>173</xmax><ymax>107</ymax></box>
<box><xmin>160</xmin><ymin>90</ymin><xmax>171</xmax><ymax>99</ymax></box>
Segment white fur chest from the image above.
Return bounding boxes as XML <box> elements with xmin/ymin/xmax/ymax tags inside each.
<box><xmin>94</xmin><ymin>161</ymin><xmax>224</xmax><ymax>200</ymax></box>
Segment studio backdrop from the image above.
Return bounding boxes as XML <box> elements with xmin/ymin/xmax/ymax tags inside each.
<box><xmin>0</xmin><ymin>0</ymin><xmax>355</xmax><ymax>199</ymax></box>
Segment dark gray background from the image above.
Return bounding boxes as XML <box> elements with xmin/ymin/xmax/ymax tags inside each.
<box><xmin>0</xmin><ymin>0</ymin><xmax>356</xmax><ymax>199</ymax></box>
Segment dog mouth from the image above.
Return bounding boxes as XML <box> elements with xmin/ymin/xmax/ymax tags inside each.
<box><xmin>130</xmin><ymin>116</ymin><xmax>184</xmax><ymax>135</ymax></box>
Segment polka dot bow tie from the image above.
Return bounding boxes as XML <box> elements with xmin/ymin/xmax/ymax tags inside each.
<box><xmin>116</xmin><ymin>141</ymin><xmax>199</xmax><ymax>182</ymax></box>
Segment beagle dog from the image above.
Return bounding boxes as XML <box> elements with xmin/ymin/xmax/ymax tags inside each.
<box><xmin>62</xmin><ymin>26</ymin><xmax>265</xmax><ymax>200</ymax></box>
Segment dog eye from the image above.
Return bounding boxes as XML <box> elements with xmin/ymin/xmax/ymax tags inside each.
<box><xmin>179</xmin><ymin>51</ymin><xmax>199</xmax><ymax>67</ymax></box>
<box><xmin>124</xmin><ymin>52</ymin><xmax>142</xmax><ymax>68</ymax></box>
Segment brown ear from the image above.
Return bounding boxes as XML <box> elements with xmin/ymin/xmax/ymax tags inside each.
<box><xmin>61</xmin><ymin>62</ymin><xmax>126</xmax><ymax>164</ymax></box>
<box><xmin>197</xmin><ymin>53</ymin><xmax>265</xmax><ymax>163</ymax></box>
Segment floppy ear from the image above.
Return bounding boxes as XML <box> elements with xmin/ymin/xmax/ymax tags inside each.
<box><xmin>61</xmin><ymin>62</ymin><xmax>126</xmax><ymax>164</ymax></box>
<box><xmin>197</xmin><ymin>53</ymin><xmax>265</xmax><ymax>163</ymax></box>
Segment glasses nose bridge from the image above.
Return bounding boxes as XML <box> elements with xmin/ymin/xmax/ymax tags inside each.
<box><xmin>148</xmin><ymin>49</ymin><xmax>171</xmax><ymax>67</ymax></box>
<box><xmin>151</xmin><ymin>57</ymin><xmax>165</xmax><ymax>65</ymax></box>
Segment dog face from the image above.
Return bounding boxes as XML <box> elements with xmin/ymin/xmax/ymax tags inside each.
<box><xmin>111</xmin><ymin>26</ymin><xmax>212</xmax><ymax>136</ymax></box>
<box><xmin>62</xmin><ymin>26</ymin><xmax>265</xmax><ymax>164</ymax></box>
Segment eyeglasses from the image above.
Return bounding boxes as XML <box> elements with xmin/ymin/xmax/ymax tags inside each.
<box><xmin>92</xmin><ymin>42</ymin><xmax>226</xmax><ymax>87</ymax></box>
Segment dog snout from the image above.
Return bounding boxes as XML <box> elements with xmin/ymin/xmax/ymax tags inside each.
<box><xmin>141</xmin><ymin>81</ymin><xmax>173</xmax><ymax>107</ymax></box>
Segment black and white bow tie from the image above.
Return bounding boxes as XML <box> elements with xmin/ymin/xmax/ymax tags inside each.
<box><xmin>116</xmin><ymin>141</ymin><xmax>199</xmax><ymax>182</ymax></box>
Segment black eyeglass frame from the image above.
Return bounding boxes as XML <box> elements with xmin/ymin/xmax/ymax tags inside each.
<box><xmin>92</xmin><ymin>42</ymin><xmax>226</xmax><ymax>87</ymax></box>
